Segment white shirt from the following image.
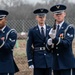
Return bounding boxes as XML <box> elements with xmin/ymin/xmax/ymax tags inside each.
<box><xmin>56</xmin><ymin>20</ymin><xmax>64</xmax><ymax>29</ymax></box>
<box><xmin>38</xmin><ymin>24</ymin><xmax>46</xmax><ymax>36</ymax></box>
<box><xmin>0</xmin><ymin>25</ymin><xmax>6</xmax><ymax>31</ymax></box>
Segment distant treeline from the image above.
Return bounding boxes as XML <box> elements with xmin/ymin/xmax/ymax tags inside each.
<box><xmin>0</xmin><ymin>0</ymin><xmax>75</xmax><ymax>32</ymax></box>
<box><xmin>0</xmin><ymin>0</ymin><xmax>74</xmax><ymax>20</ymax></box>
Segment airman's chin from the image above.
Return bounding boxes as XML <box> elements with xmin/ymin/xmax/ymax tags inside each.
<box><xmin>40</xmin><ymin>21</ymin><xmax>44</xmax><ymax>24</ymax></box>
<box><xmin>40</xmin><ymin>23</ymin><xmax>44</xmax><ymax>25</ymax></box>
<box><xmin>56</xmin><ymin>20</ymin><xmax>63</xmax><ymax>23</ymax></box>
<box><xmin>0</xmin><ymin>26</ymin><xmax>4</xmax><ymax>29</ymax></box>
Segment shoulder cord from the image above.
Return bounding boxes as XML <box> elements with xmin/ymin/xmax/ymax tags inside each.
<box><xmin>6</xmin><ymin>29</ymin><xmax>17</xmax><ymax>40</ymax></box>
<box><xmin>64</xmin><ymin>24</ymin><xmax>74</xmax><ymax>37</ymax></box>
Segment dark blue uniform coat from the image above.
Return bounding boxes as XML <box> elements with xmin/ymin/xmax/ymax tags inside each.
<box><xmin>0</xmin><ymin>26</ymin><xmax>19</xmax><ymax>73</ymax></box>
<box><xmin>26</xmin><ymin>25</ymin><xmax>53</xmax><ymax>68</ymax></box>
<box><xmin>47</xmin><ymin>22</ymin><xmax>75</xmax><ymax>70</ymax></box>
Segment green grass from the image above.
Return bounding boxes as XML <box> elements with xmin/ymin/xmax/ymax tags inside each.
<box><xmin>13</xmin><ymin>39</ymin><xmax>27</xmax><ymax>57</ymax></box>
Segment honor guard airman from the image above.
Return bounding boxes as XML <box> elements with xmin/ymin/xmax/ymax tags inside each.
<box><xmin>0</xmin><ymin>10</ymin><xmax>19</xmax><ymax>75</ymax></box>
<box><xmin>26</xmin><ymin>8</ymin><xmax>53</xmax><ymax>75</ymax></box>
<box><xmin>47</xmin><ymin>4</ymin><xmax>75</xmax><ymax>75</ymax></box>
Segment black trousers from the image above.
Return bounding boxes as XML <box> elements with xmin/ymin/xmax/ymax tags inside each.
<box><xmin>72</xmin><ymin>68</ymin><xmax>75</xmax><ymax>75</ymax></box>
<box><xmin>0</xmin><ymin>73</ymin><xmax>14</xmax><ymax>75</ymax></box>
<box><xmin>34</xmin><ymin>68</ymin><xmax>52</xmax><ymax>75</ymax></box>
<box><xmin>53</xmin><ymin>69</ymin><xmax>73</xmax><ymax>75</ymax></box>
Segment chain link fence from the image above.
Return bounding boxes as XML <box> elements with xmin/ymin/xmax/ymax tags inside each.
<box><xmin>7</xmin><ymin>18</ymin><xmax>75</xmax><ymax>33</ymax></box>
<box><xmin>6</xmin><ymin>18</ymin><xmax>75</xmax><ymax>75</ymax></box>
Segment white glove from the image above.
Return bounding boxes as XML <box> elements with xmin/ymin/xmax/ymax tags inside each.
<box><xmin>47</xmin><ymin>38</ymin><xmax>52</xmax><ymax>45</ymax></box>
<box><xmin>29</xmin><ymin>65</ymin><xmax>34</xmax><ymax>68</ymax></box>
<box><xmin>49</xmin><ymin>28</ymin><xmax>56</xmax><ymax>39</ymax></box>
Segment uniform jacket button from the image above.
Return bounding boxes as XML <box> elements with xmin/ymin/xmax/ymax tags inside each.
<box><xmin>57</xmin><ymin>53</ymin><xmax>59</xmax><ymax>56</ymax></box>
<box><xmin>44</xmin><ymin>43</ymin><xmax>45</xmax><ymax>45</ymax></box>
<box><xmin>56</xmin><ymin>47</ymin><xmax>58</xmax><ymax>49</ymax></box>
<box><xmin>44</xmin><ymin>53</ymin><xmax>46</xmax><ymax>55</ymax></box>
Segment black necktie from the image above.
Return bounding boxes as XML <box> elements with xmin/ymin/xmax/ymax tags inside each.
<box><xmin>41</xmin><ymin>27</ymin><xmax>44</xmax><ymax>37</ymax></box>
<box><xmin>57</xmin><ymin>25</ymin><xmax>59</xmax><ymax>33</ymax></box>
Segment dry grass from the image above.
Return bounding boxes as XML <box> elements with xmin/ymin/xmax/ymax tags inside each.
<box><xmin>14</xmin><ymin>39</ymin><xmax>33</xmax><ymax>75</ymax></box>
<box><xmin>14</xmin><ymin>39</ymin><xmax>75</xmax><ymax>75</ymax></box>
